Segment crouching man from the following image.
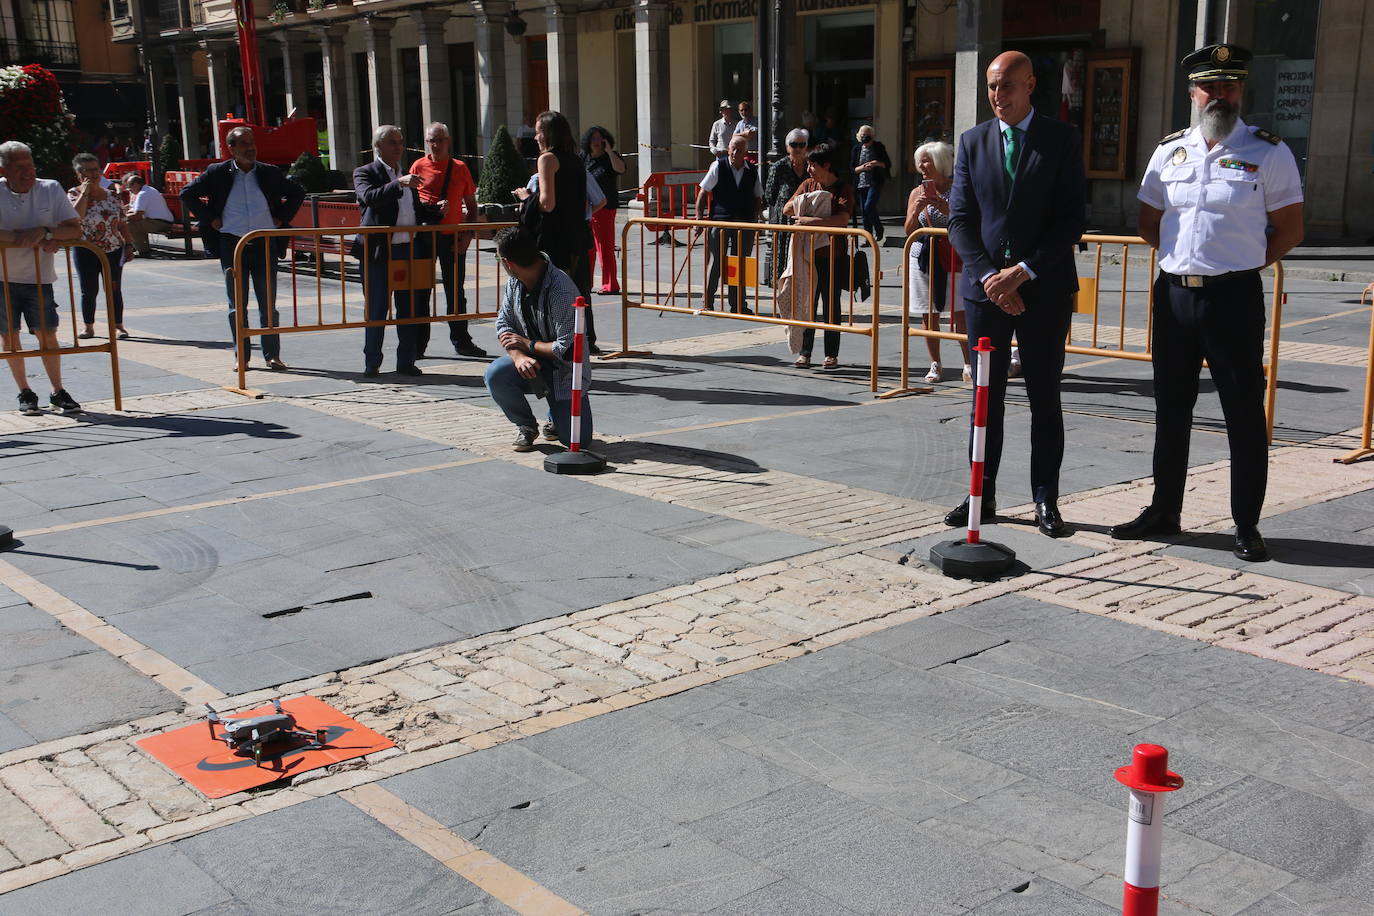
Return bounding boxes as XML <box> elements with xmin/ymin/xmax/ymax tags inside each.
<box><xmin>483</xmin><ymin>227</ymin><xmax>593</xmax><ymax>452</ymax></box>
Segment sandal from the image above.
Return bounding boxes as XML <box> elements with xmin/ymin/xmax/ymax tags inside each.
<box><xmin>793</xmin><ymin>354</ymin><xmax>810</xmax><ymax>368</ymax></box>
<box><xmin>78</xmin><ymin>328</ymin><xmax>95</xmax><ymax>340</ymax></box>
<box><xmin>116</xmin><ymin>327</ymin><xmax>130</xmax><ymax>340</ymax></box>
<box><xmin>963</xmin><ymin>364</ymin><xmax>973</xmax><ymax>382</ymax></box>
<box><xmin>822</xmin><ymin>357</ymin><xmax>838</xmax><ymax>371</ymax></box>
<box><xmin>924</xmin><ymin>362</ymin><xmax>942</xmax><ymax>383</ymax></box>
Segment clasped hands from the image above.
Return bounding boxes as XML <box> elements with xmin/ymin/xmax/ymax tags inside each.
<box><xmin>983</xmin><ymin>265</ymin><xmax>1028</xmax><ymax>315</ymax></box>
<box><xmin>499</xmin><ymin>331</ymin><xmax>540</xmax><ymax>378</ymax></box>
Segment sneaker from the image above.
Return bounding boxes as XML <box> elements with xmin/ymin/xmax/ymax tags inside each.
<box><xmin>49</xmin><ymin>389</ymin><xmax>81</xmax><ymax>414</ymax></box>
<box><xmin>821</xmin><ymin>356</ymin><xmax>839</xmax><ymax>371</ymax></box>
<box><xmin>963</xmin><ymin>363</ymin><xmax>973</xmax><ymax>382</ymax></box>
<box><xmin>541</xmin><ymin>421</ymin><xmax>559</xmax><ymax>441</ymax></box>
<box><xmin>512</xmin><ymin>429</ymin><xmax>537</xmax><ymax>452</ymax></box>
<box><xmin>924</xmin><ymin>362</ymin><xmax>942</xmax><ymax>383</ymax></box>
<box><xmin>16</xmin><ymin>388</ymin><xmax>40</xmax><ymax>416</ymax></box>
<box><xmin>793</xmin><ymin>354</ymin><xmax>811</xmax><ymax>368</ymax></box>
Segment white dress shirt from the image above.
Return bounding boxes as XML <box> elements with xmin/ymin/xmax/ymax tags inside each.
<box><xmin>219</xmin><ymin>163</ymin><xmax>277</xmax><ymax>237</ymax></box>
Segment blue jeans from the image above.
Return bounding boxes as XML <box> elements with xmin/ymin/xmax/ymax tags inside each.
<box><xmin>220</xmin><ymin>234</ymin><xmax>280</xmax><ymax>362</ymax></box>
<box><xmin>859</xmin><ymin>185</ymin><xmax>883</xmax><ymax>239</ymax></box>
<box><xmin>483</xmin><ymin>355</ymin><xmax>593</xmax><ymax>445</ymax></box>
<box><xmin>73</xmin><ymin>245</ymin><xmax>125</xmax><ymax>326</ymax></box>
<box><xmin>364</xmin><ymin>243</ymin><xmax>431</xmax><ymax>371</ymax></box>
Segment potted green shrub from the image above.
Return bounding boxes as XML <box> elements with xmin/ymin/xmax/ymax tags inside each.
<box><xmin>475</xmin><ymin>125</ymin><xmax>527</xmax><ymax>221</ymax></box>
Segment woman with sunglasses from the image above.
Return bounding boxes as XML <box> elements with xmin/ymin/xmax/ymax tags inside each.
<box><xmin>763</xmin><ymin>128</ymin><xmax>811</xmax><ymax>284</ymax></box>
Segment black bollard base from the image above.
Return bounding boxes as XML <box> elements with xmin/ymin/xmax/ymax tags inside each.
<box><xmin>0</xmin><ymin>525</ymin><xmax>13</xmax><ymax>551</ymax></box>
<box><xmin>929</xmin><ymin>538</ymin><xmax>1016</xmax><ymax>580</ymax></box>
<box><xmin>544</xmin><ymin>450</ymin><xmax>607</xmax><ymax>475</ymax></box>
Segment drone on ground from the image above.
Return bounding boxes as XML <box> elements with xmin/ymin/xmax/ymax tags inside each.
<box><xmin>205</xmin><ymin>699</ymin><xmax>331</xmax><ymax>762</ymax></box>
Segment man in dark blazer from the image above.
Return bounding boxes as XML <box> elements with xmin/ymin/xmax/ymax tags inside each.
<box><xmin>946</xmin><ymin>50</ymin><xmax>1087</xmax><ymax>537</ymax></box>
<box><xmin>180</xmin><ymin>127</ymin><xmax>305</xmax><ymax>370</ymax></box>
<box><xmin>352</xmin><ymin>124</ymin><xmax>436</xmax><ymax>377</ymax></box>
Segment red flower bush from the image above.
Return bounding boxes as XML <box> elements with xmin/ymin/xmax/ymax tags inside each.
<box><xmin>0</xmin><ymin>64</ymin><xmax>79</xmax><ymax>182</ymax></box>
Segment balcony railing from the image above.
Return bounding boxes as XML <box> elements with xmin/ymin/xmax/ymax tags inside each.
<box><xmin>0</xmin><ymin>37</ymin><xmax>81</xmax><ymax>69</ymax></box>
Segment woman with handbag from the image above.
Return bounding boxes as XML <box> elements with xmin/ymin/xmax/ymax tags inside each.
<box><xmin>783</xmin><ymin>143</ymin><xmax>854</xmax><ymax>371</ymax></box>
<box><xmin>905</xmin><ymin>141</ymin><xmax>970</xmax><ymax>383</ymax></box>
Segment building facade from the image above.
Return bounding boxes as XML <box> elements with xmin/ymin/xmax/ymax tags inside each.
<box><xmin>3</xmin><ymin>0</ymin><xmax>144</xmax><ymax>145</ymax></box>
<box><xmin>107</xmin><ymin>0</ymin><xmax>1368</xmax><ymax>240</ymax></box>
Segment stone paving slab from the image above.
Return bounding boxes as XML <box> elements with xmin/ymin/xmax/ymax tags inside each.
<box><xmin>2</xmin><ymin>245</ymin><xmax>1374</xmax><ymax>911</ymax></box>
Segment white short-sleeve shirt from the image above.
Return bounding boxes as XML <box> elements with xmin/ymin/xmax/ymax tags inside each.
<box><xmin>131</xmin><ymin>185</ymin><xmax>176</xmax><ymax>222</ymax></box>
<box><xmin>1138</xmin><ymin>119</ymin><xmax>1303</xmax><ymax>276</ymax></box>
<box><xmin>0</xmin><ymin>178</ymin><xmax>79</xmax><ymax>284</ymax></box>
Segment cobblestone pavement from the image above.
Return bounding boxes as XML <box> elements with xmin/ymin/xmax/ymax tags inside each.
<box><xmin>0</xmin><ymin>247</ymin><xmax>1371</xmax><ymax>912</ymax></box>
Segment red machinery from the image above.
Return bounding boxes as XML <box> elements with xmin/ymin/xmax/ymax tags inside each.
<box><xmin>213</xmin><ymin>0</ymin><xmax>319</xmax><ymax>166</ymax></box>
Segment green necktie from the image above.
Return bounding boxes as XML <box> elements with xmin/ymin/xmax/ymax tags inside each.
<box><xmin>1003</xmin><ymin>127</ymin><xmax>1019</xmax><ymax>183</ymax></box>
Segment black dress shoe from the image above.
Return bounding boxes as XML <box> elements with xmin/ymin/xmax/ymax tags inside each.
<box><xmin>396</xmin><ymin>364</ymin><xmax>423</xmax><ymax>377</ymax></box>
<box><xmin>1035</xmin><ymin>501</ymin><xmax>1068</xmax><ymax>538</ymax></box>
<box><xmin>1234</xmin><ymin>526</ymin><xmax>1269</xmax><ymax>562</ymax></box>
<box><xmin>1109</xmin><ymin>505</ymin><xmax>1182</xmax><ymax>540</ymax></box>
<box><xmin>454</xmin><ymin>341</ymin><xmax>490</xmax><ymax>359</ymax></box>
<box><xmin>944</xmin><ymin>494</ymin><xmax>996</xmax><ymax>527</ymax></box>
<box><xmin>363</xmin><ymin>367</ymin><xmax>380</xmax><ymax>378</ymax></box>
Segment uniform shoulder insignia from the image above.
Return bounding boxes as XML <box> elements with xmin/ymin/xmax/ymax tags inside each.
<box><xmin>1158</xmin><ymin>129</ymin><xmax>1188</xmax><ymax>145</ymax></box>
<box><xmin>1251</xmin><ymin>126</ymin><xmax>1281</xmax><ymax>145</ymax></box>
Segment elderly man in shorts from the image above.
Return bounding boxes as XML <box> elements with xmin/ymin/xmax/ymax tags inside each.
<box><xmin>0</xmin><ymin>141</ymin><xmax>84</xmax><ymax>415</ymax></box>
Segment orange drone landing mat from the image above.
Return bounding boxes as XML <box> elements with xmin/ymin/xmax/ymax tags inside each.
<box><xmin>137</xmin><ymin>696</ymin><xmax>395</xmax><ymax>799</ymax></box>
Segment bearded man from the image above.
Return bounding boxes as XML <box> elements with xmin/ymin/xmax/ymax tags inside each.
<box><xmin>1108</xmin><ymin>44</ymin><xmax>1305</xmax><ymax>562</ymax></box>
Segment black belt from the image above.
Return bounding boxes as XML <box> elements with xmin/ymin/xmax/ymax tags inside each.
<box><xmin>1162</xmin><ymin>269</ymin><xmax>1258</xmax><ymax>288</ymax></box>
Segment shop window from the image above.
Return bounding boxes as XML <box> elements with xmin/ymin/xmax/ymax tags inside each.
<box><xmin>804</xmin><ymin>12</ymin><xmax>874</xmax><ymax>146</ymax></box>
<box><xmin>715</xmin><ymin>22</ymin><xmax>754</xmax><ymax>110</ymax></box>
<box><xmin>1244</xmin><ymin>0</ymin><xmax>1319</xmax><ymax>175</ymax></box>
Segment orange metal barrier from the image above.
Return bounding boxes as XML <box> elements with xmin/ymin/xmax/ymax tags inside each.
<box><xmin>227</xmin><ymin>222</ymin><xmax>515</xmax><ymax>394</ymax></box>
<box><xmin>1336</xmin><ymin>281</ymin><xmax>1374</xmax><ymax>464</ymax></box>
<box><xmin>636</xmin><ymin>170</ymin><xmax>709</xmax><ymax>235</ymax></box>
<box><xmin>885</xmin><ymin>227</ymin><xmax>1285</xmax><ymax>440</ymax></box>
<box><xmin>609</xmin><ymin>215</ymin><xmax>883</xmax><ymax>392</ymax></box>
<box><xmin>0</xmin><ymin>240</ymin><xmax>124</xmax><ymax>410</ymax></box>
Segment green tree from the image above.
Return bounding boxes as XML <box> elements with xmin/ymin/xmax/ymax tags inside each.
<box><xmin>475</xmin><ymin>125</ymin><xmax>528</xmax><ymax>207</ymax></box>
<box><xmin>287</xmin><ymin>151</ymin><xmax>333</xmax><ymax>193</ymax></box>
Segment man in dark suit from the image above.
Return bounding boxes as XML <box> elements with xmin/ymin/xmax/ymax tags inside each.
<box><xmin>181</xmin><ymin>127</ymin><xmax>305</xmax><ymax>370</ymax></box>
<box><xmin>352</xmin><ymin>124</ymin><xmax>436</xmax><ymax>377</ymax></box>
<box><xmin>946</xmin><ymin>50</ymin><xmax>1087</xmax><ymax>537</ymax></box>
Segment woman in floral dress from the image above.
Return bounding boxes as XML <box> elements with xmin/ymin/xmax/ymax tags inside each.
<box><xmin>67</xmin><ymin>153</ymin><xmax>131</xmax><ymax>339</ymax></box>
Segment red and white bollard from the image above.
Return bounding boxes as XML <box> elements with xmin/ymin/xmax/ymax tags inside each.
<box><xmin>1115</xmin><ymin>743</ymin><xmax>1184</xmax><ymax>916</ymax></box>
<box><xmin>544</xmin><ymin>296</ymin><xmax>606</xmax><ymax>475</ymax></box>
<box><xmin>966</xmin><ymin>335</ymin><xmax>994</xmax><ymax>545</ymax></box>
<box><xmin>929</xmin><ymin>336</ymin><xmax>1016</xmax><ymax>578</ymax></box>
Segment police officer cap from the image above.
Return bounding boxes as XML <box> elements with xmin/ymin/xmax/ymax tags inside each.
<box><xmin>1183</xmin><ymin>43</ymin><xmax>1251</xmax><ymax>82</ymax></box>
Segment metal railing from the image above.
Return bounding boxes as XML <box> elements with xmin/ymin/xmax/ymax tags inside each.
<box><xmin>610</xmin><ymin>215</ymin><xmax>883</xmax><ymax>392</ymax></box>
<box><xmin>227</xmin><ymin>222</ymin><xmax>515</xmax><ymax>394</ymax></box>
<box><xmin>885</xmin><ymin>227</ymin><xmax>1286</xmax><ymax>441</ymax></box>
<box><xmin>0</xmin><ymin>241</ymin><xmax>124</xmax><ymax>410</ymax></box>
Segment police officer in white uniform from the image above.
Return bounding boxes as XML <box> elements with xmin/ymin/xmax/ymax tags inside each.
<box><xmin>1110</xmin><ymin>44</ymin><xmax>1304</xmax><ymax>562</ymax></box>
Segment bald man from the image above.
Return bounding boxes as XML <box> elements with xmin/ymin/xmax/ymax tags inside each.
<box><xmin>945</xmin><ymin>51</ymin><xmax>1087</xmax><ymax>537</ymax></box>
